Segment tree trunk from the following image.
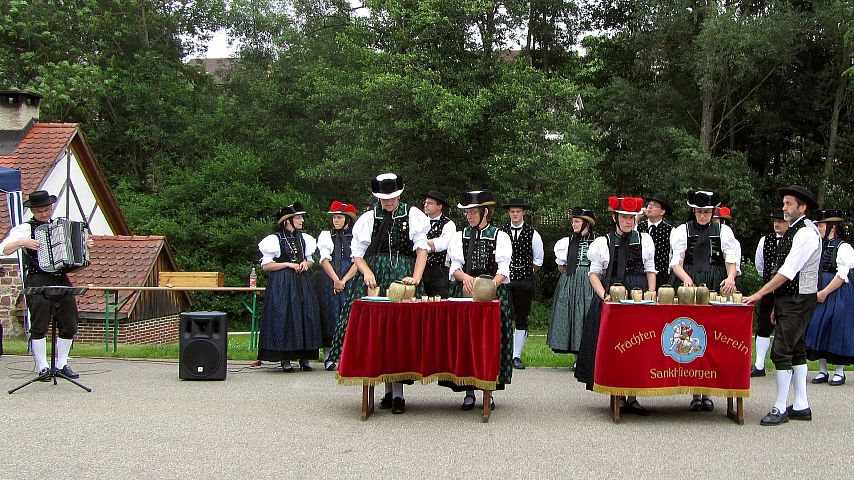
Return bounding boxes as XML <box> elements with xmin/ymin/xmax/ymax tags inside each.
<box><xmin>700</xmin><ymin>88</ymin><xmax>715</xmax><ymax>151</ymax></box>
<box><xmin>817</xmin><ymin>62</ymin><xmax>849</xmax><ymax>207</ymax></box>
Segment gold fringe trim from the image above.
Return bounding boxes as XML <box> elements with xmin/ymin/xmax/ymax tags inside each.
<box><xmin>337</xmin><ymin>372</ymin><xmax>497</xmax><ymax>391</ymax></box>
<box><xmin>593</xmin><ymin>384</ymin><xmax>750</xmax><ymax>398</ymax></box>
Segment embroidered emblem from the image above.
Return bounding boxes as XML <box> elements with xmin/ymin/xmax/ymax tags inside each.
<box><xmin>661</xmin><ymin>317</ymin><xmax>707</xmax><ymax>363</ymax></box>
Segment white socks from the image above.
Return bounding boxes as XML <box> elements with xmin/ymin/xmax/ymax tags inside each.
<box><xmin>835</xmin><ymin>365</ymin><xmax>845</xmax><ymax>376</ymax></box>
<box><xmin>774</xmin><ymin>369</ymin><xmax>793</xmax><ymax>411</ymax></box>
<box><xmin>792</xmin><ymin>364</ymin><xmax>809</xmax><ymax>410</ymax></box>
<box><xmin>817</xmin><ymin>358</ymin><xmax>828</xmax><ymax>374</ymax></box>
<box><xmin>55</xmin><ymin>337</ymin><xmax>73</xmax><ymax>369</ymax></box>
<box><xmin>754</xmin><ymin>336</ymin><xmax>771</xmax><ymax>370</ymax></box>
<box><xmin>31</xmin><ymin>338</ymin><xmax>48</xmax><ymax>371</ymax></box>
<box><xmin>391</xmin><ymin>382</ymin><xmax>404</xmax><ymax>399</ymax></box>
<box><xmin>323</xmin><ymin>347</ymin><xmax>330</xmax><ymax>363</ymax></box>
<box><xmin>513</xmin><ymin>329</ymin><xmax>528</xmax><ymax>359</ymax></box>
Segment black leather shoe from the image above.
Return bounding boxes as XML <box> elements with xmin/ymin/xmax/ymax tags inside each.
<box><xmin>379</xmin><ymin>392</ymin><xmax>393</xmax><ymax>409</ymax></box>
<box><xmin>750</xmin><ymin>366</ymin><xmax>766</xmax><ymax>377</ymax></box>
<box><xmin>460</xmin><ymin>394</ymin><xmax>476</xmax><ymax>411</ymax></box>
<box><xmin>786</xmin><ymin>405</ymin><xmax>812</xmax><ymax>421</ymax></box>
<box><xmin>624</xmin><ymin>399</ymin><xmax>649</xmax><ymax>416</ymax></box>
<box><xmin>812</xmin><ymin>372</ymin><xmax>829</xmax><ymax>384</ymax></box>
<box><xmin>829</xmin><ymin>373</ymin><xmax>846</xmax><ymax>386</ymax></box>
<box><xmin>392</xmin><ymin>397</ymin><xmax>405</xmax><ymax>414</ymax></box>
<box><xmin>700</xmin><ymin>397</ymin><xmax>714</xmax><ymax>412</ymax></box>
<box><xmin>689</xmin><ymin>398</ymin><xmax>702</xmax><ymax>412</ymax></box>
<box><xmin>281</xmin><ymin>361</ymin><xmax>294</xmax><ymax>373</ymax></box>
<box><xmin>54</xmin><ymin>365</ymin><xmax>80</xmax><ymax>379</ymax></box>
<box><xmin>299</xmin><ymin>362</ymin><xmax>313</xmax><ymax>372</ymax></box>
<box><xmin>512</xmin><ymin>357</ymin><xmax>526</xmax><ymax>370</ymax></box>
<box><xmin>760</xmin><ymin>407</ymin><xmax>789</xmax><ymax>426</ymax></box>
<box><xmin>37</xmin><ymin>368</ymin><xmax>51</xmax><ymax>382</ymax></box>
<box><xmin>324</xmin><ymin>361</ymin><xmax>336</xmax><ymax>371</ymax></box>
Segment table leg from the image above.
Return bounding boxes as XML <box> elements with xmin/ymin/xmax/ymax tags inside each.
<box><xmin>361</xmin><ymin>385</ymin><xmax>375</xmax><ymax>421</ymax></box>
<box><xmin>726</xmin><ymin>397</ymin><xmax>744</xmax><ymax>425</ymax></box>
<box><xmin>482</xmin><ymin>390</ymin><xmax>492</xmax><ymax>423</ymax></box>
<box><xmin>610</xmin><ymin>395</ymin><xmax>621</xmax><ymax>424</ymax></box>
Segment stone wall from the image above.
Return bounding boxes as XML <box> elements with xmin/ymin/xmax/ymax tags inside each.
<box><xmin>75</xmin><ymin>314</ymin><xmax>180</xmax><ymax>345</ymax></box>
<box><xmin>0</xmin><ymin>260</ymin><xmax>24</xmax><ymax>339</ymax></box>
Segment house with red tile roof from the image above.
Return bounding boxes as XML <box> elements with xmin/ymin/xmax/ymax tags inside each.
<box><xmin>1</xmin><ymin>91</ymin><xmax>191</xmax><ymax>343</ymax></box>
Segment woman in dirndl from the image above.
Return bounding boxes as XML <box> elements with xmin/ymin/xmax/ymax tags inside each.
<box><xmin>327</xmin><ymin>173</ymin><xmax>431</xmax><ymax>414</ymax></box>
<box><xmin>574</xmin><ymin>195</ymin><xmax>656</xmax><ymax>415</ymax></box>
<box><xmin>441</xmin><ymin>190</ymin><xmax>514</xmax><ymax>411</ymax></box>
<box><xmin>670</xmin><ymin>190</ymin><xmax>739</xmax><ymax>411</ymax></box>
<box><xmin>257</xmin><ymin>202</ymin><xmax>322</xmax><ymax>372</ymax></box>
<box><xmin>805</xmin><ymin>210</ymin><xmax>854</xmax><ymax>386</ymax></box>
<box><xmin>315</xmin><ymin>200</ymin><xmax>359</xmax><ymax>371</ymax></box>
<box><xmin>547</xmin><ymin>207</ymin><xmax>596</xmax><ymax>367</ymax></box>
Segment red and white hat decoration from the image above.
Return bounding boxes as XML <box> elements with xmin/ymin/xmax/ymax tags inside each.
<box><xmin>608</xmin><ymin>196</ymin><xmax>644</xmax><ymax>215</ymax></box>
<box><xmin>327</xmin><ymin>200</ymin><xmax>358</xmax><ymax>220</ymax></box>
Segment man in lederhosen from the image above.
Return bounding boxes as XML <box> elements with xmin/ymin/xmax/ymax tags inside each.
<box><xmin>422</xmin><ymin>191</ymin><xmax>456</xmax><ymax>298</ymax></box>
<box><xmin>1</xmin><ymin>190</ymin><xmax>85</xmax><ymax>381</ymax></box>
<box><xmin>637</xmin><ymin>193</ymin><xmax>673</xmax><ymax>291</ymax></box>
<box><xmin>500</xmin><ymin>198</ymin><xmax>544</xmax><ymax>370</ymax></box>
<box><xmin>745</xmin><ymin>185</ymin><xmax>821</xmax><ymax>426</ymax></box>
<box><xmin>751</xmin><ymin>211</ymin><xmax>789</xmax><ymax>377</ymax></box>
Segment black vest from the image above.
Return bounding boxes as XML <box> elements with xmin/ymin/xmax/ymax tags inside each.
<box><xmin>501</xmin><ymin>222</ymin><xmax>535</xmax><ymax>281</ymax></box>
<box><xmin>606</xmin><ymin>230</ymin><xmax>645</xmax><ymax>282</ymax></box>
<box><xmin>272</xmin><ymin>230</ymin><xmax>306</xmax><ymax>263</ymax></box>
<box><xmin>821</xmin><ymin>238</ymin><xmax>852</xmax><ymax>283</ymax></box>
<box><xmin>368</xmin><ymin>203</ymin><xmax>415</xmax><ymax>257</ymax></box>
<box><xmin>426</xmin><ymin>215</ymin><xmax>451</xmax><ymax>268</ymax></box>
<box><xmin>461</xmin><ymin>225</ymin><xmax>499</xmax><ymax>277</ymax></box>
<box><xmin>772</xmin><ymin>217</ymin><xmax>806</xmax><ymax>296</ymax></box>
<box><xmin>761</xmin><ymin>233</ymin><xmax>783</xmax><ymax>284</ymax></box>
<box><xmin>684</xmin><ymin>221</ymin><xmax>724</xmax><ymax>267</ymax></box>
<box><xmin>639</xmin><ymin>219</ymin><xmax>672</xmax><ymax>274</ymax></box>
<box><xmin>329</xmin><ymin>229</ymin><xmax>353</xmax><ymax>273</ymax></box>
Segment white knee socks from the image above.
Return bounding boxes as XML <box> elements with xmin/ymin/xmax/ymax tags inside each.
<box><xmin>774</xmin><ymin>369</ymin><xmax>793</xmax><ymax>411</ymax></box>
<box><xmin>792</xmin><ymin>364</ymin><xmax>809</xmax><ymax>410</ymax></box>
<box><xmin>31</xmin><ymin>338</ymin><xmax>48</xmax><ymax>371</ymax></box>
<box><xmin>392</xmin><ymin>382</ymin><xmax>404</xmax><ymax>399</ymax></box>
<box><xmin>817</xmin><ymin>358</ymin><xmax>828</xmax><ymax>374</ymax></box>
<box><xmin>56</xmin><ymin>337</ymin><xmax>73</xmax><ymax>369</ymax></box>
<box><xmin>513</xmin><ymin>329</ymin><xmax>527</xmax><ymax>359</ymax></box>
<box><xmin>754</xmin><ymin>336</ymin><xmax>771</xmax><ymax>370</ymax></box>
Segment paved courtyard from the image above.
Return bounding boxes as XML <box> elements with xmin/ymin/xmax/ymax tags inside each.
<box><xmin>1</xmin><ymin>355</ymin><xmax>851</xmax><ymax>478</ymax></box>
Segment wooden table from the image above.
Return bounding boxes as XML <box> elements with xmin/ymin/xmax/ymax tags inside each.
<box><xmin>594</xmin><ymin>302</ymin><xmax>753</xmax><ymax>424</ymax></box>
<box><xmin>337</xmin><ymin>299</ymin><xmax>502</xmax><ymax>422</ymax></box>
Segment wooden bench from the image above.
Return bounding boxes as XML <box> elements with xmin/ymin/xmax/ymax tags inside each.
<box><xmin>158</xmin><ymin>272</ymin><xmax>224</xmax><ymax>288</ymax></box>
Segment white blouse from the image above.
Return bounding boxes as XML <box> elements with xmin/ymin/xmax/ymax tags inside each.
<box><xmin>350</xmin><ymin>206</ymin><xmax>431</xmax><ymax>258</ymax></box>
<box><xmin>447</xmin><ymin>228</ymin><xmax>512</xmax><ymax>283</ymax></box>
<box><xmin>553</xmin><ymin>236</ymin><xmax>592</xmax><ymax>266</ymax></box>
<box><xmin>316</xmin><ymin>230</ymin><xmax>352</xmax><ymax>262</ymax></box>
<box><xmin>586</xmin><ymin>233</ymin><xmax>657</xmax><ymax>276</ymax></box>
<box><xmin>258</xmin><ymin>232</ymin><xmax>317</xmax><ymax>265</ymax></box>
<box><xmin>428</xmin><ymin>216</ymin><xmax>457</xmax><ymax>253</ymax></box>
<box><xmin>830</xmin><ymin>242</ymin><xmax>854</xmax><ymax>283</ymax></box>
<box><xmin>669</xmin><ymin>223</ymin><xmax>739</xmax><ymax>268</ymax></box>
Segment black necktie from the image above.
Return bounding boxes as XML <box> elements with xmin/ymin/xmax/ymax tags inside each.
<box><xmin>465</xmin><ymin>227</ymin><xmax>479</xmax><ymax>274</ymax></box>
<box><xmin>511</xmin><ymin>226</ymin><xmax>521</xmax><ymax>241</ymax></box>
<box><xmin>649</xmin><ymin>223</ymin><xmax>657</xmax><ymax>235</ymax></box>
<box><xmin>566</xmin><ymin>234</ymin><xmax>581</xmax><ymax>274</ymax></box>
<box><xmin>616</xmin><ymin>232</ymin><xmax>629</xmax><ymax>282</ymax></box>
<box><xmin>693</xmin><ymin>223</ymin><xmax>711</xmax><ymax>272</ymax></box>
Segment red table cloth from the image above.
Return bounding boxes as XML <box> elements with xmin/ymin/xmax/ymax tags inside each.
<box><xmin>337</xmin><ymin>299</ymin><xmax>502</xmax><ymax>390</ymax></box>
<box><xmin>594</xmin><ymin>303</ymin><xmax>753</xmax><ymax>397</ymax></box>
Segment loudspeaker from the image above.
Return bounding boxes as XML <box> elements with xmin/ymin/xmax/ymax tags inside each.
<box><xmin>179</xmin><ymin>311</ymin><xmax>227</xmax><ymax>380</ymax></box>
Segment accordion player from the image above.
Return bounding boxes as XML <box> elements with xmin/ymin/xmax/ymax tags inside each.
<box><xmin>33</xmin><ymin>218</ymin><xmax>91</xmax><ymax>273</ymax></box>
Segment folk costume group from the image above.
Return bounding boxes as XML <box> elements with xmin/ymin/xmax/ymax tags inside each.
<box><xmin>5</xmin><ymin>179</ymin><xmax>851</xmax><ymax>427</ymax></box>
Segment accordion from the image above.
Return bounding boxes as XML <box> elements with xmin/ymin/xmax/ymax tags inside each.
<box><xmin>33</xmin><ymin>219</ymin><xmax>90</xmax><ymax>273</ymax></box>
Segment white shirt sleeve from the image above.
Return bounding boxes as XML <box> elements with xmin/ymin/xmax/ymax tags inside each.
<box><xmin>554</xmin><ymin>237</ymin><xmax>570</xmax><ymax>266</ymax></box>
<box><xmin>720</xmin><ymin>224</ymin><xmax>739</xmax><ymax>265</ymax></box>
<box><xmin>0</xmin><ymin>223</ymin><xmax>32</xmax><ymax>254</ymax></box>
<box><xmin>408</xmin><ymin>207</ymin><xmax>431</xmax><ymax>251</ymax></box>
<box><xmin>532</xmin><ymin>230</ymin><xmax>544</xmax><ymax>267</ymax></box>
<box><xmin>834</xmin><ymin>242</ymin><xmax>854</xmax><ymax>283</ymax></box>
<box><xmin>432</xmin><ymin>219</ymin><xmax>456</xmax><ymax>253</ymax></box>
<box><xmin>587</xmin><ymin>236</ymin><xmax>610</xmax><ymax>276</ymax></box>
<box><xmin>669</xmin><ymin>224</ymin><xmax>688</xmax><ymax>268</ymax></box>
<box><xmin>755</xmin><ymin>236</ymin><xmax>766</xmax><ymax>277</ymax></box>
<box><xmin>733</xmin><ymin>239</ymin><xmax>743</xmax><ymax>275</ymax></box>
<box><xmin>777</xmin><ymin>223</ymin><xmax>821</xmax><ymax>281</ymax></box>
<box><xmin>258</xmin><ymin>234</ymin><xmax>281</xmax><ymax>265</ymax></box>
<box><xmin>495</xmin><ymin>231</ymin><xmax>512</xmax><ymax>282</ymax></box>
<box><xmin>448</xmin><ymin>232</ymin><xmax>464</xmax><ymax>280</ymax></box>
<box><xmin>640</xmin><ymin>232</ymin><xmax>657</xmax><ymax>273</ymax></box>
<box><xmin>316</xmin><ymin>230</ymin><xmax>333</xmax><ymax>262</ymax></box>
<box><xmin>350</xmin><ymin>211</ymin><xmax>375</xmax><ymax>259</ymax></box>
<box><xmin>302</xmin><ymin>233</ymin><xmax>317</xmax><ymax>262</ymax></box>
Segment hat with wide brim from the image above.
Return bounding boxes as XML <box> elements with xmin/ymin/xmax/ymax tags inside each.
<box><xmin>643</xmin><ymin>193</ymin><xmax>672</xmax><ymax>214</ymax></box>
<box><xmin>777</xmin><ymin>185</ymin><xmax>819</xmax><ymax>211</ymax></box>
<box><xmin>686</xmin><ymin>190</ymin><xmax>722</xmax><ymax>209</ymax></box>
<box><xmin>23</xmin><ymin>190</ymin><xmax>57</xmax><ymax>208</ymax></box>
<box><xmin>371</xmin><ymin>173</ymin><xmax>404</xmax><ymax>200</ymax></box>
<box><xmin>769</xmin><ymin>211</ymin><xmax>785</xmax><ymax>220</ymax></box>
<box><xmin>277</xmin><ymin>202</ymin><xmax>307</xmax><ymax>224</ymax></box>
<box><xmin>327</xmin><ymin>200</ymin><xmax>358</xmax><ymax>221</ymax></box>
<box><xmin>814</xmin><ymin>209</ymin><xmax>844</xmax><ymax>223</ymax></box>
<box><xmin>422</xmin><ymin>190</ymin><xmax>450</xmax><ymax>207</ymax></box>
<box><xmin>502</xmin><ymin>198</ymin><xmax>532</xmax><ymax>210</ymax></box>
<box><xmin>608</xmin><ymin>196</ymin><xmax>644</xmax><ymax>215</ymax></box>
<box><xmin>457</xmin><ymin>190</ymin><xmax>496</xmax><ymax>209</ymax></box>
<box><xmin>570</xmin><ymin>206</ymin><xmax>596</xmax><ymax>227</ymax></box>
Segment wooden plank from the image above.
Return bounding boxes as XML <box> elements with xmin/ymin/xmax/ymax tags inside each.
<box><xmin>158</xmin><ymin>271</ymin><xmax>224</xmax><ymax>287</ymax></box>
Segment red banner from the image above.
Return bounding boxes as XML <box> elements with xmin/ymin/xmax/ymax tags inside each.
<box><xmin>594</xmin><ymin>303</ymin><xmax>753</xmax><ymax>397</ymax></box>
<box><xmin>337</xmin><ymin>299</ymin><xmax>502</xmax><ymax>390</ymax></box>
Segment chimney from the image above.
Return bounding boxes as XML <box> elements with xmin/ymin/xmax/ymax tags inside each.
<box><xmin>0</xmin><ymin>90</ymin><xmax>41</xmax><ymax>131</ymax></box>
